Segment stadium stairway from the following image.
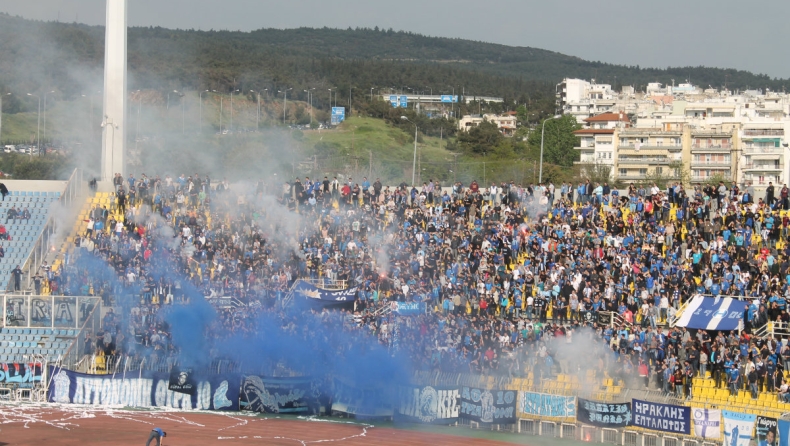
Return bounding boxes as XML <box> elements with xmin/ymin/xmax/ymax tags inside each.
<box><xmin>53</xmin><ymin>192</ymin><xmax>121</xmax><ymax>273</ymax></box>
<box><xmin>0</xmin><ymin>191</ymin><xmax>60</xmax><ymax>289</ymax></box>
<box><xmin>0</xmin><ymin>327</ymin><xmax>77</xmax><ymax>363</ymax></box>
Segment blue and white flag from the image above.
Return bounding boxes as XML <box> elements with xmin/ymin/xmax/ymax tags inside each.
<box><xmin>692</xmin><ymin>408</ymin><xmax>720</xmax><ymax>439</ymax></box>
<box><xmin>631</xmin><ymin>399</ymin><xmax>690</xmax><ymax>434</ymax></box>
<box><xmin>292</xmin><ymin>280</ymin><xmax>358</xmax><ymax>302</ymax></box>
<box><xmin>723</xmin><ymin>410</ymin><xmax>756</xmax><ymax>446</ymax></box>
<box><xmin>777</xmin><ymin>419</ymin><xmax>790</xmax><ymax>446</ymax></box>
<box><xmin>390</xmin><ymin>301</ymin><xmax>426</xmax><ymax>315</ymax></box>
<box><xmin>674</xmin><ymin>295</ymin><xmax>744</xmax><ymax>331</ymax></box>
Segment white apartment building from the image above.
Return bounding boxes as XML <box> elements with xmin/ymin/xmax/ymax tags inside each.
<box><xmin>458</xmin><ymin>113</ymin><xmax>518</xmax><ymax>136</ymax></box>
<box><xmin>561</xmin><ymin>78</ymin><xmax>790</xmax><ymax>189</ymax></box>
<box><xmin>574</xmin><ymin>112</ymin><xmax>630</xmax><ymax>180</ymax></box>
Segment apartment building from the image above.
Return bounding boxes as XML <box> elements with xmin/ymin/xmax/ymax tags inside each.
<box><xmin>739</xmin><ymin>124</ymin><xmax>786</xmax><ymax>187</ymax></box>
<box><xmin>573</xmin><ymin>112</ymin><xmax>630</xmax><ymax>179</ymax></box>
<box><xmin>560</xmin><ymin>78</ymin><xmax>790</xmax><ymax>188</ymax></box>
<box><xmin>457</xmin><ymin>113</ymin><xmax>518</xmax><ymax>136</ymax></box>
<box><xmin>614</xmin><ymin>128</ymin><xmax>684</xmax><ymax>183</ymax></box>
<box><xmin>689</xmin><ymin>129</ymin><xmax>736</xmax><ymax>183</ymax></box>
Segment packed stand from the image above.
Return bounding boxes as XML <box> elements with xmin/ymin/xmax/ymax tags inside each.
<box><xmin>42</xmin><ymin>173</ymin><xmax>790</xmax><ymax>402</ymax></box>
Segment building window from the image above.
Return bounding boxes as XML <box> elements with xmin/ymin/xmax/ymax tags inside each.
<box><xmin>656</xmin><ymin>167</ymin><xmax>663</xmax><ymax>174</ymax></box>
<box><xmin>639</xmin><ymin>168</ymin><xmax>647</xmax><ymax>175</ymax></box>
<box><xmin>619</xmin><ymin>168</ymin><xmax>627</xmax><ymax>176</ymax></box>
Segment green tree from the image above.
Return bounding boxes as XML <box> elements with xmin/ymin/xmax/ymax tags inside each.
<box><xmin>456</xmin><ymin>120</ymin><xmax>504</xmax><ymax>155</ymax></box>
<box><xmin>526</xmin><ymin>115</ymin><xmax>581</xmax><ymax>167</ymax></box>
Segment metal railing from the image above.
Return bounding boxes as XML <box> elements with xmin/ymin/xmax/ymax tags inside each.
<box><xmin>691</xmin><ymin>144</ymin><xmax>731</xmax><ymax>150</ymax></box>
<box><xmin>753</xmin><ymin>321</ymin><xmax>790</xmax><ymax>340</ymax></box>
<box><xmin>59</xmin><ymin>296</ymin><xmax>102</xmax><ymax>370</ymax></box>
<box><xmin>617</xmin><ymin>158</ymin><xmax>671</xmax><ymax>165</ymax></box>
<box><xmin>0</xmin><ymin>294</ymin><xmax>100</xmax><ymax>329</ymax></box>
<box><xmin>742</xmin><ymin>163</ymin><xmax>782</xmax><ymax>170</ymax></box>
<box><xmin>743</xmin><ymin>146</ymin><xmax>782</xmax><ymax>153</ymax></box>
<box><xmin>619</xmin><ymin>145</ymin><xmax>682</xmax><ymax>151</ymax></box>
<box><xmin>743</xmin><ymin>129</ymin><xmax>784</xmax><ymax>136</ymax></box>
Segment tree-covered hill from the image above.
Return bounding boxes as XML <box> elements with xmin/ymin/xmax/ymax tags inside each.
<box><xmin>0</xmin><ymin>13</ymin><xmax>787</xmax><ymax>115</ymax></box>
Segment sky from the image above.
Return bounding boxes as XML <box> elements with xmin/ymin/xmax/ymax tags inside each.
<box><xmin>2</xmin><ymin>0</ymin><xmax>789</xmax><ymax>79</ymax></box>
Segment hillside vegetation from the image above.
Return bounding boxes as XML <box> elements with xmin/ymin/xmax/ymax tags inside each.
<box><xmin>1</xmin><ymin>13</ymin><xmax>787</xmax><ymax>113</ymax></box>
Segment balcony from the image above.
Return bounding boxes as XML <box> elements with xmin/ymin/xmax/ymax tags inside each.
<box><xmin>743</xmin><ymin>146</ymin><xmax>783</xmax><ymax>154</ymax></box>
<box><xmin>743</xmin><ymin>129</ymin><xmax>784</xmax><ymax>136</ymax></box>
<box><xmin>691</xmin><ymin>144</ymin><xmax>731</xmax><ymax>151</ymax></box>
<box><xmin>618</xmin><ymin>158</ymin><xmax>671</xmax><ymax>165</ymax></box>
<box><xmin>618</xmin><ymin>145</ymin><xmax>683</xmax><ymax>151</ymax></box>
<box><xmin>742</xmin><ymin>164</ymin><xmax>783</xmax><ymax>172</ymax></box>
<box><xmin>692</xmin><ymin>174</ymin><xmax>733</xmax><ymax>182</ymax></box>
<box><xmin>691</xmin><ymin>160</ymin><xmax>731</xmax><ymax>167</ymax></box>
<box><xmin>617</xmin><ymin>173</ymin><xmax>680</xmax><ymax>181</ymax></box>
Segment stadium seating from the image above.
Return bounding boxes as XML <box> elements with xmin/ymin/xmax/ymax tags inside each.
<box><xmin>56</xmin><ymin>192</ymin><xmax>120</xmax><ymax>273</ymax></box>
<box><xmin>0</xmin><ymin>191</ymin><xmax>61</xmax><ymax>289</ymax></box>
<box><xmin>687</xmin><ymin>376</ymin><xmax>789</xmax><ymax>419</ymax></box>
<box><xmin>0</xmin><ymin>327</ymin><xmax>77</xmax><ymax>363</ymax></box>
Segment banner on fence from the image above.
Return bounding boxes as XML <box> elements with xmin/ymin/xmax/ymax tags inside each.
<box><xmin>756</xmin><ymin>416</ymin><xmax>777</xmax><ymax>446</ymax></box>
<box><xmin>331</xmin><ymin>378</ymin><xmax>393</xmax><ymax>417</ymax></box>
<box><xmin>631</xmin><ymin>399</ymin><xmax>690</xmax><ymax>434</ymax></box>
<box><xmin>241</xmin><ymin>376</ymin><xmax>319</xmax><ymax>414</ymax></box>
<box><xmin>692</xmin><ymin>408</ymin><xmax>721</xmax><ymax>439</ymax></box>
<box><xmin>47</xmin><ymin>366</ymin><xmax>239</xmax><ymax>411</ymax></box>
<box><xmin>0</xmin><ymin>362</ymin><xmax>42</xmax><ymax>383</ymax></box>
<box><xmin>576</xmin><ymin>398</ymin><xmax>631</xmax><ymax>427</ymax></box>
<box><xmin>777</xmin><ymin>419</ymin><xmax>790</xmax><ymax>446</ymax></box>
<box><xmin>723</xmin><ymin>410</ymin><xmax>756</xmax><ymax>446</ymax></box>
<box><xmin>459</xmin><ymin>387</ymin><xmax>516</xmax><ymax>425</ymax></box>
<box><xmin>519</xmin><ymin>391</ymin><xmax>576</xmax><ymax>418</ymax></box>
<box><xmin>397</xmin><ymin>385</ymin><xmax>459</xmax><ymax>424</ymax></box>
<box><xmin>390</xmin><ymin>301</ymin><xmax>426</xmax><ymax>315</ymax></box>
<box><xmin>168</xmin><ymin>367</ymin><xmax>197</xmax><ymax>395</ymax></box>
<box><xmin>293</xmin><ymin>280</ymin><xmax>358</xmax><ymax>307</ymax></box>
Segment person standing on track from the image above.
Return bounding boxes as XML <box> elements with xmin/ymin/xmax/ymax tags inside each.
<box><xmin>146</xmin><ymin>427</ymin><xmax>167</xmax><ymax>446</ymax></box>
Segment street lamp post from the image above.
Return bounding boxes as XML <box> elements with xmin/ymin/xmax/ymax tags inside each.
<box><xmin>0</xmin><ymin>93</ymin><xmax>10</xmax><ymax>145</ymax></box>
<box><xmin>167</xmin><ymin>90</ymin><xmax>179</xmax><ymax>109</ymax></box>
<box><xmin>304</xmin><ymin>88</ymin><xmax>315</xmax><ymax>125</ymax></box>
<box><xmin>230</xmin><ymin>89</ymin><xmax>239</xmax><ymax>133</ymax></box>
<box><xmin>26</xmin><ymin>93</ymin><xmax>40</xmax><ymax>157</ymax></box>
<box><xmin>370</xmin><ymin>87</ymin><xmax>375</xmax><ymax>102</ymax></box>
<box><xmin>86</xmin><ymin>90</ymin><xmax>100</xmax><ymax>144</ymax></box>
<box><xmin>328</xmin><ymin>88</ymin><xmax>333</xmax><ymax>111</ymax></box>
<box><xmin>251</xmin><ymin>90</ymin><xmax>260</xmax><ymax>130</ymax></box>
<box><xmin>180</xmin><ymin>92</ymin><xmax>185</xmax><ymax>135</ymax></box>
<box><xmin>539</xmin><ymin>115</ymin><xmax>562</xmax><ymax>184</ymax></box>
<box><xmin>401</xmin><ymin>116</ymin><xmax>418</xmax><ymax>186</ymax></box>
<box><xmin>42</xmin><ymin>90</ymin><xmax>55</xmax><ymax>147</ymax></box>
<box><xmin>278</xmin><ymin>88</ymin><xmax>292</xmax><ymax>124</ymax></box>
<box><xmin>135</xmin><ymin>90</ymin><xmax>141</xmax><ymax>152</ymax></box>
<box><xmin>199</xmin><ymin>89</ymin><xmax>210</xmax><ymax>133</ymax></box>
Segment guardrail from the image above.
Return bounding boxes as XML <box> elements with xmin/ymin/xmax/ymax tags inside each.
<box><xmin>0</xmin><ymin>294</ymin><xmax>100</xmax><ymax>329</ymax></box>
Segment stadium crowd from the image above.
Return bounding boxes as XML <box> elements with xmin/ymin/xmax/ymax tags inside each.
<box><xmin>40</xmin><ymin>173</ymin><xmax>790</xmax><ymax>401</ymax></box>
